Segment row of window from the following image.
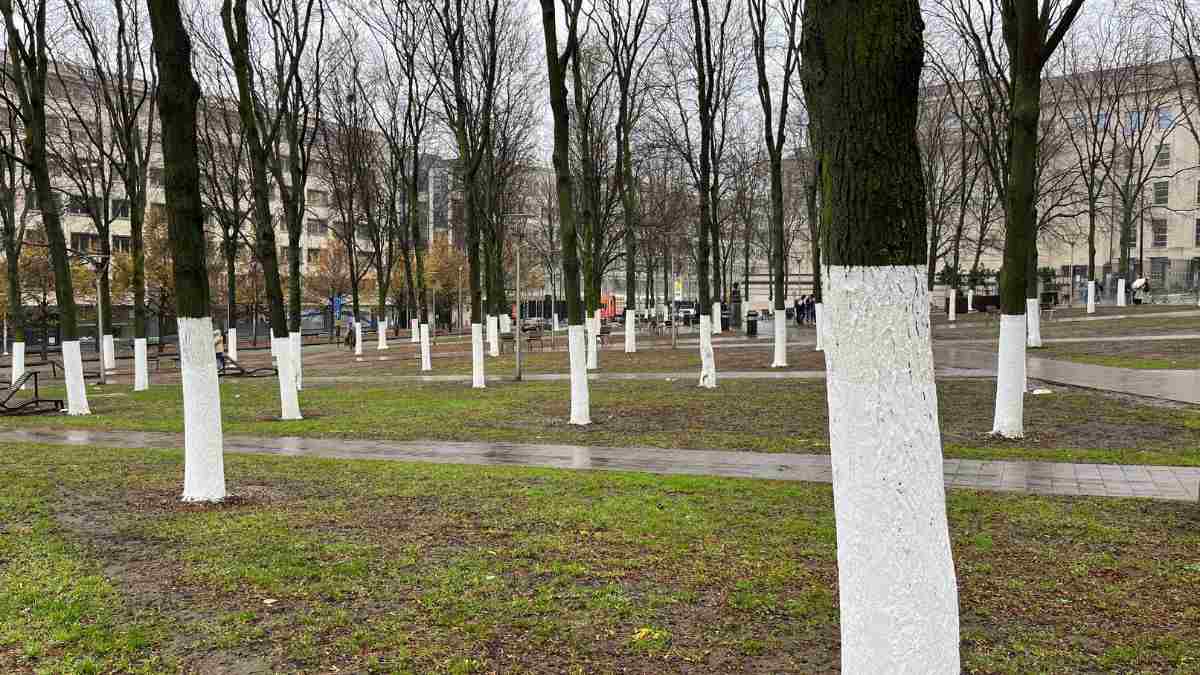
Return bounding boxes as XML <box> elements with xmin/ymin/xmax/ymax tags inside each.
<box><xmin>1070</xmin><ymin>109</ymin><xmax>1175</xmax><ymax>132</ymax></box>
<box><xmin>1146</xmin><ymin>218</ymin><xmax>1200</xmax><ymax>248</ymax></box>
<box><xmin>68</xmin><ymin>232</ymin><xmax>131</xmax><ymax>254</ymax></box>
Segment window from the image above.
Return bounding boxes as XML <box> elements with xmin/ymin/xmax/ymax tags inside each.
<box><xmin>1071</xmin><ymin>111</ymin><xmax>1086</xmax><ymax>129</ymax></box>
<box><xmin>148</xmin><ymin>167</ymin><xmax>164</xmax><ymax>184</ymax></box>
<box><xmin>112</xmin><ymin>235</ymin><xmax>131</xmax><ymax>253</ymax></box>
<box><xmin>1153</xmin><ymin>181</ymin><xmax>1169</xmax><ymax>205</ymax></box>
<box><xmin>1157</xmin><ymin>109</ymin><xmax>1175</xmax><ymax>129</ymax></box>
<box><xmin>1155</xmin><ymin>144</ymin><xmax>1171</xmax><ymax>169</ymax></box>
<box><xmin>1152</xmin><ymin>219</ymin><xmax>1168</xmax><ymax>248</ymax></box>
<box><xmin>65</xmin><ymin>194</ymin><xmax>91</xmax><ymax>215</ymax></box>
<box><xmin>306</xmin><ymin>219</ymin><xmax>328</xmax><ymax>237</ymax></box>
<box><xmin>1151</xmin><ymin>257</ymin><xmax>1169</xmax><ymax>285</ymax></box>
<box><xmin>70</xmin><ymin>232</ymin><xmax>101</xmax><ymax>252</ymax></box>
<box><xmin>1127</xmin><ymin>110</ymin><xmax>1145</xmax><ymax>131</ymax></box>
<box><xmin>306</xmin><ymin>189</ymin><xmax>328</xmax><ymax>206</ymax></box>
<box><xmin>112</xmin><ymin>199</ymin><xmax>131</xmax><ymax>219</ymax></box>
<box><xmin>1195</xmin><ymin>219</ymin><xmax>1200</xmax><ymax>246</ymax></box>
<box><xmin>306</xmin><ymin>248</ymin><xmax>321</xmax><ymax>264</ymax></box>
<box><xmin>279</xmin><ymin>247</ymin><xmax>289</xmax><ymax>262</ymax></box>
<box><xmin>1096</xmin><ymin>112</ymin><xmax>1110</xmax><ymax>129</ymax></box>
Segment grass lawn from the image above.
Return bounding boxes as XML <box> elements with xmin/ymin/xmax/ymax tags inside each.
<box><xmin>8</xmin><ymin>378</ymin><xmax>1200</xmax><ymax>467</ymax></box>
<box><xmin>933</xmin><ymin>315</ymin><xmax>1200</xmax><ymax>342</ymax></box>
<box><xmin>2</xmin><ymin>443</ymin><xmax>1198</xmax><ymax>673</ymax></box>
<box><xmin>1032</xmin><ymin>339</ymin><xmax>1200</xmax><ymax>370</ymax></box>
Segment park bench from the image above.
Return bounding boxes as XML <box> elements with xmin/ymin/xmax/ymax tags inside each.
<box><xmin>219</xmin><ymin>356</ymin><xmax>277</xmax><ymax>378</ymax></box>
<box><xmin>524</xmin><ymin>326</ymin><xmax>545</xmax><ymax>351</ymax></box>
<box><xmin>0</xmin><ymin>371</ymin><xmax>63</xmax><ymax>416</ymax></box>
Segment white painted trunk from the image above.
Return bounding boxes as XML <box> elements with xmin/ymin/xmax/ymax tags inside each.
<box><xmin>471</xmin><ymin>323</ymin><xmax>486</xmax><ymax>388</ymax></box>
<box><xmin>270</xmin><ymin>337</ymin><xmax>277</xmax><ymax>359</ymax></box>
<box><xmin>377</xmin><ymin>319</ymin><xmax>389</xmax><ymax>350</ymax></box>
<box><xmin>815</xmin><ymin>303</ymin><xmax>825</xmax><ymax>351</ymax></box>
<box><xmin>134</xmin><ymin>338</ymin><xmax>149</xmax><ymax>391</ymax></box>
<box><xmin>711</xmin><ymin>302</ymin><xmax>721</xmax><ymax>335</ymax></box>
<box><xmin>823</xmin><ymin>265</ymin><xmax>960</xmax><ymax>673</ymax></box>
<box><xmin>624</xmin><ymin>313</ymin><xmax>636</xmax><ymax>353</ymax></box>
<box><xmin>273</xmin><ymin>336</ymin><xmax>302</xmax><ymax>420</ymax></box>
<box><xmin>948</xmin><ymin>290</ymin><xmax>957</xmax><ymax>322</ymax></box>
<box><xmin>62</xmin><ymin>340</ymin><xmax>91</xmax><ymax>415</ymax></box>
<box><xmin>552</xmin><ymin>313</ymin><xmax>559</xmax><ymax>331</ymax></box>
<box><xmin>1086</xmin><ymin>281</ymin><xmax>1096</xmax><ymax>314</ymax></box>
<box><xmin>967</xmin><ymin>290</ymin><xmax>974</xmax><ymax>312</ymax></box>
<box><xmin>354</xmin><ymin>322</ymin><xmax>363</xmax><ymax>356</ymax></box>
<box><xmin>290</xmin><ymin>332</ymin><xmax>303</xmax><ymax>391</ymax></box>
<box><xmin>420</xmin><ymin>324</ymin><xmax>432</xmax><ymax>371</ymax></box>
<box><xmin>568</xmin><ymin>324</ymin><xmax>591</xmax><ymax>425</ymax></box>
<box><xmin>698</xmin><ymin>315</ymin><xmax>717</xmax><ymax>388</ymax></box>
<box><xmin>586</xmin><ymin>314</ymin><xmax>598</xmax><ymax>370</ymax></box>
<box><xmin>487</xmin><ymin>316</ymin><xmax>499</xmax><ymax>357</ymax></box>
<box><xmin>1025</xmin><ymin>298</ymin><xmax>1042</xmax><ymax>348</ymax></box>
<box><xmin>771</xmin><ymin>311</ymin><xmax>788</xmax><ymax>367</ymax></box>
<box><xmin>410</xmin><ymin>318</ymin><xmax>420</xmax><ymax>342</ymax></box>
<box><xmin>991</xmin><ymin>314</ymin><xmax>1026</xmax><ymax>438</ymax></box>
<box><xmin>227</xmin><ymin>328</ymin><xmax>238</xmax><ymax>361</ymax></box>
<box><xmin>500</xmin><ymin>314</ymin><xmax>511</xmax><ymax>333</ymax></box>
<box><xmin>102</xmin><ymin>334</ymin><xmax>116</xmax><ymax>371</ymax></box>
<box><xmin>1117</xmin><ymin>278</ymin><xmax>1126</xmax><ymax>307</ymax></box>
<box><xmin>178</xmin><ymin>317</ymin><xmax>226</xmax><ymax>502</ymax></box>
<box><xmin>11</xmin><ymin>341</ymin><xmax>24</xmax><ymax>389</ymax></box>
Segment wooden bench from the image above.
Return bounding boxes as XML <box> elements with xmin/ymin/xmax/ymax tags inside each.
<box><xmin>524</xmin><ymin>327</ymin><xmax>545</xmax><ymax>351</ymax></box>
<box><xmin>219</xmin><ymin>356</ymin><xmax>277</xmax><ymax>378</ymax></box>
<box><xmin>0</xmin><ymin>371</ymin><xmax>63</xmax><ymax>416</ymax></box>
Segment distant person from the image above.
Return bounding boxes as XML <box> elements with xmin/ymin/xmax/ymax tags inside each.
<box><xmin>794</xmin><ymin>297</ymin><xmax>803</xmax><ymax>326</ymax></box>
<box><xmin>214</xmin><ymin>330</ymin><xmax>226</xmax><ymax>371</ymax></box>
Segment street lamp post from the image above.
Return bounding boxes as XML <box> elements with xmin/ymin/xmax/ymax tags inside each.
<box><xmin>457</xmin><ymin>265</ymin><xmax>463</xmax><ymax>334</ymax></box>
<box><xmin>515</xmin><ymin>234</ymin><xmax>523</xmax><ymax>381</ymax></box>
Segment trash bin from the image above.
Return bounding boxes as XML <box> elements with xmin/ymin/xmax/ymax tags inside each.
<box><xmin>721</xmin><ymin>310</ymin><xmax>731</xmax><ymax>332</ymax></box>
<box><xmin>745</xmin><ymin>310</ymin><xmax>759</xmax><ymax>337</ymax></box>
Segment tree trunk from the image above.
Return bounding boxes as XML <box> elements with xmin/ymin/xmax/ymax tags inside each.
<box><xmin>148</xmin><ymin>0</ymin><xmax>226</xmax><ymax>502</ymax></box>
<box><xmin>131</xmin><ymin>202</ymin><xmax>147</xmax><ymax>338</ymax></box>
<box><xmin>802</xmin><ymin>0</ymin><xmax>959</xmax><ymax>667</ymax></box>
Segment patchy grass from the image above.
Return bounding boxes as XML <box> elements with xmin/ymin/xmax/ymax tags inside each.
<box><xmin>934</xmin><ymin>314</ymin><xmax>1200</xmax><ymax>342</ymax></box>
<box><xmin>1032</xmin><ymin>339</ymin><xmax>1200</xmax><ymax>370</ymax></box>
<box><xmin>1</xmin><ymin>443</ymin><xmax>1198</xmax><ymax>673</ymax></box>
<box><xmin>8</xmin><ymin>378</ymin><xmax>1200</xmax><ymax>466</ymax></box>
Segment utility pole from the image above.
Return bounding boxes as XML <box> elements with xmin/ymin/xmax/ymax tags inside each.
<box><xmin>515</xmin><ymin>233</ymin><xmax>522</xmax><ymax>381</ymax></box>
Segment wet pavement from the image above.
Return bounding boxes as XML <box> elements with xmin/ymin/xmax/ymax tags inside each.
<box><xmin>304</xmin><ymin>366</ymin><xmax>993</xmax><ymax>385</ymax></box>
<box><xmin>1</xmin><ymin>428</ymin><xmax>1195</xmax><ymax>502</ymax></box>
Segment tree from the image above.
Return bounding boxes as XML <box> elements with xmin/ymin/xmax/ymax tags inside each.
<box><xmin>0</xmin><ymin>102</ymin><xmax>28</xmax><ymax>364</ymax></box>
<box><xmin>147</xmin><ymin>0</ymin><xmax>225</xmax><ymax>502</ymax></box>
<box><xmin>748</xmin><ymin>0</ymin><xmax>800</xmax><ymax>366</ymax></box>
<box><xmin>0</xmin><ymin>0</ymin><xmax>89</xmax><ymax>415</ymax></box>
<box><xmin>540</xmin><ymin>0</ymin><xmax>591</xmax><ymax>423</ymax></box>
<box><xmin>801</xmin><ymin>0</ymin><xmax>959</xmax><ymax>667</ymax></box>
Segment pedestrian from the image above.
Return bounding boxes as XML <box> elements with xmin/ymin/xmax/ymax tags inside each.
<box><xmin>794</xmin><ymin>296</ymin><xmax>803</xmax><ymax>326</ymax></box>
<box><xmin>805</xmin><ymin>296</ymin><xmax>816</xmax><ymax>325</ymax></box>
<box><xmin>213</xmin><ymin>329</ymin><xmax>226</xmax><ymax>371</ymax></box>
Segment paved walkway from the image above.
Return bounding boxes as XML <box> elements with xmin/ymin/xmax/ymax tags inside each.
<box><xmin>2</xmin><ymin>429</ymin><xmax>1195</xmax><ymax>502</ymax></box>
<box><xmin>305</xmin><ymin>366</ymin><xmax>993</xmax><ymax>385</ymax></box>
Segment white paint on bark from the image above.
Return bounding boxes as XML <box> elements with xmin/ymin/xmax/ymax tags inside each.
<box><xmin>410</xmin><ymin>318</ymin><xmax>420</xmax><ymax>342</ymax></box>
<box><xmin>698</xmin><ymin>315</ymin><xmax>717</xmax><ymax>388</ymax></box>
<box><xmin>62</xmin><ymin>340</ymin><xmax>91</xmax><ymax>415</ymax></box>
<box><xmin>771</xmin><ymin>311</ymin><xmax>787</xmax><ymax>367</ymax></box>
<box><xmin>500</xmin><ymin>314</ymin><xmax>511</xmax><ymax>333</ymax></box>
<box><xmin>377</xmin><ymin>319</ymin><xmax>389</xmax><ymax>350</ymax></box>
<box><xmin>102</xmin><ymin>334</ymin><xmax>116</xmax><ymax>371</ymax></box>
<box><xmin>420</xmin><ymin>324</ymin><xmax>432</xmax><ymax>371</ymax></box>
<box><xmin>552</xmin><ymin>313</ymin><xmax>559</xmax><ymax>332</ymax></box>
<box><xmin>967</xmin><ymin>289</ymin><xmax>974</xmax><ymax>312</ymax></box>
<box><xmin>822</xmin><ymin>265</ymin><xmax>960</xmax><ymax>673</ymax></box>
<box><xmin>227</xmin><ymin>328</ymin><xmax>238</xmax><ymax>361</ymax></box>
<box><xmin>10</xmin><ymin>341</ymin><xmax>24</xmax><ymax>389</ymax></box>
<box><xmin>568</xmin><ymin>324</ymin><xmax>591</xmax><ymax>425</ymax></box>
<box><xmin>354</xmin><ymin>322</ymin><xmax>363</xmax><ymax>356</ymax></box>
<box><xmin>134</xmin><ymin>338</ymin><xmax>149</xmax><ymax>391</ymax></box>
<box><xmin>1086</xmin><ymin>281</ymin><xmax>1096</xmax><ymax>314</ymax></box>
<box><xmin>273</xmin><ymin>336</ymin><xmax>303</xmax><ymax>420</ymax></box>
<box><xmin>487</xmin><ymin>315</ymin><xmax>500</xmax><ymax>357</ymax></box>
<box><xmin>815</xmin><ymin>303</ymin><xmax>825</xmax><ymax>351</ymax></box>
<box><xmin>948</xmin><ymin>290</ymin><xmax>957</xmax><ymax>322</ymax></box>
<box><xmin>624</xmin><ymin>312</ymin><xmax>636</xmax><ymax>353</ymax></box>
<box><xmin>290</xmin><ymin>332</ymin><xmax>303</xmax><ymax>391</ymax></box>
<box><xmin>586</xmin><ymin>312</ymin><xmax>599</xmax><ymax>370</ymax></box>
<box><xmin>991</xmin><ymin>314</ymin><xmax>1026</xmax><ymax>438</ymax></box>
<box><xmin>711</xmin><ymin>302</ymin><xmax>721</xmax><ymax>335</ymax></box>
<box><xmin>1025</xmin><ymin>298</ymin><xmax>1042</xmax><ymax>348</ymax></box>
<box><xmin>1117</xmin><ymin>278</ymin><xmax>1126</xmax><ymax>307</ymax></box>
<box><xmin>471</xmin><ymin>323</ymin><xmax>485</xmax><ymax>388</ymax></box>
<box><xmin>178</xmin><ymin>317</ymin><xmax>226</xmax><ymax>502</ymax></box>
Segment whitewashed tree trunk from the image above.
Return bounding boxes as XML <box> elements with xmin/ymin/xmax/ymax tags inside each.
<box><xmin>410</xmin><ymin>318</ymin><xmax>420</xmax><ymax>342</ymax></box>
<box><xmin>823</xmin><ymin>265</ymin><xmax>960</xmax><ymax>673</ymax></box>
<box><xmin>10</xmin><ymin>341</ymin><xmax>24</xmax><ymax>389</ymax></box>
<box><xmin>102</xmin><ymin>334</ymin><xmax>116</xmax><ymax>371</ymax></box>
<box><xmin>471</xmin><ymin>323</ymin><xmax>486</xmax><ymax>388</ymax></box>
<box><xmin>1025</xmin><ymin>298</ymin><xmax>1042</xmax><ymax>347</ymax></box>
<box><xmin>273</xmin><ymin>335</ymin><xmax>302</xmax><ymax>420</ymax></box>
<box><xmin>624</xmin><ymin>312</ymin><xmax>636</xmax><ymax>353</ymax></box>
<box><xmin>178</xmin><ymin>317</ymin><xmax>226</xmax><ymax>502</ymax></box>
<box><xmin>586</xmin><ymin>312</ymin><xmax>599</xmax><ymax>370</ymax></box>
<box><xmin>698</xmin><ymin>315</ymin><xmax>717</xmax><ymax>388</ymax></box>
<box><xmin>354</xmin><ymin>322</ymin><xmax>363</xmax><ymax>357</ymax></box>
<box><xmin>500</xmin><ymin>313</ymin><xmax>511</xmax><ymax>333</ymax></box>
<box><xmin>711</xmin><ymin>301</ymin><xmax>721</xmax><ymax>335</ymax></box>
<box><xmin>487</xmin><ymin>315</ymin><xmax>499</xmax><ymax>357</ymax></box>
<box><xmin>568</xmin><ymin>324</ymin><xmax>591</xmax><ymax>425</ymax></box>
<box><xmin>967</xmin><ymin>289</ymin><xmax>974</xmax><ymax>312</ymax></box>
<box><xmin>227</xmin><ymin>327</ymin><xmax>238</xmax><ymax>361</ymax></box>
<box><xmin>991</xmin><ymin>314</ymin><xmax>1026</xmax><ymax>438</ymax></box>
<box><xmin>1117</xmin><ymin>278</ymin><xmax>1126</xmax><ymax>307</ymax></box>
<box><xmin>815</xmin><ymin>303</ymin><xmax>825</xmax><ymax>351</ymax></box>
<box><xmin>134</xmin><ymin>338</ymin><xmax>149</xmax><ymax>391</ymax></box>
<box><xmin>771</xmin><ymin>312</ymin><xmax>787</xmax><ymax>367</ymax></box>
<box><xmin>420</xmin><ymin>324</ymin><xmax>432</xmax><ymax>371</ymax></box>
<box><xmin>290</xmin><ymin>331</ymin><xmax>302</xmax><ymax>390</ymax></box>
<box><xmin>377</xmin><ymin>319</ymin><xmax>389</xmax><ymax>350</ymax></box>
<box><xmin>62</xmin><ymin>340</ymin><xmax>91</xmax><ymax>415</ymax></box>
<box><xmin>1086</xmin><ymin>281</ymin><xmax>1096</xmax><ymax>314</ymax></box>
<box><xmin>552</xmin><ymin>313</ymin><xmax>559</xmax><ymax>331</ymax></box>
<box><xmin>948</xmin><ymin>289</ymin><xmax>957</xmax><ymax>322</ymax></box>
